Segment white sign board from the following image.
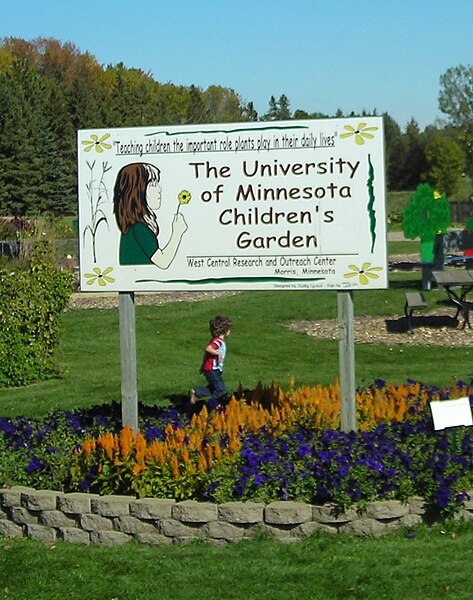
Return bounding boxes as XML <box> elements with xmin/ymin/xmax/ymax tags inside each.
<box><xmin>77</xmin><ymin>118</ymin><xmax>387</xmax><ymax>292</ymax></box>
<box><xmin>430</xmin><ymin>398</ymin><xmax>473</xmax><ymax>430</ymax></box>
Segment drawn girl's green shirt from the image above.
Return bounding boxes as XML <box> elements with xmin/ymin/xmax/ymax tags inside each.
<box><xmin>119</xmin><ymin>222</ymin><xmax>158</xmax><ymax>265</ymax></box>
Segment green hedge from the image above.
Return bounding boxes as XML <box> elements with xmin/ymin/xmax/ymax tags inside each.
<box><xmin>0</xmin><ymin>246</ymin><xmax>74</xmax><ymax>387</ymax></box>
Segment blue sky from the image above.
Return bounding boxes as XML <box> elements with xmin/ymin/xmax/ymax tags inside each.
<box><xmin>1</xmin><ymin>0</ymin><xmax>472</xmax><ymax>130</ymax></box>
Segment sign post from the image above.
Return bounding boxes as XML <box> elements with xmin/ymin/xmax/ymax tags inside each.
<box><xmin>337</xmin><ymin>290</ymin><xmax>356</xmax><ymax>431</ymax></box>
<box><xmin>77</xmin><ymin>117</ymin><xmax>387</xmax><ymax>430</ymax></box>
<box><xmin>119</xmin><ymin>291</ymin><xmax>138</xmax><ymax>432</ymax></box>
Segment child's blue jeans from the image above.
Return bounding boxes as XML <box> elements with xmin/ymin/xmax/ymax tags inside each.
<box><xmin>195</xmin><ymin>369</ymin><xmax>226</xmax><ymax>408</ymax></box>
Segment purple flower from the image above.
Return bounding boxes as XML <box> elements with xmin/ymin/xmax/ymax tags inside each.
<box><xmin>296</xmin><ymin>443</ymin><xmax>311</xmax><ymax>457</ymax></box>
<box><xmin>78</xmin><ymin>479</ymin><xmax>90</xmax><ymax>491</ymax></box>
<box><xmin>26</xmin><ymin>457</ymin><xmax>45</xmax><ymax>473</ymax></box>
<box><xmin>254</xmin><ymin>474</ymin><xmax>266</xmax><ymax>488</ymax></box>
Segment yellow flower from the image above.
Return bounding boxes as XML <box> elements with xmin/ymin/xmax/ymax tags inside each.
<box><xmin>84</xmin><ymin>267</ymin><xmax>115</xmax><ymax>287</ymax></box>
<box><xmin>433</xmin><ymin>190</ymin><xmax>442</xmax><ymax>200</ymax></box>
<box><xmin>81</xmin><ymin>133</ymin><xmax>112</xmax><ymax>153</ymax></box>
<box><xmin>339</xmin><ymin>123</ymin><xmax>378</xmax><ymax>145</ymax></box>
<box><xmin>178</xmin><ymin>190</ymin><xmax>192</xmax><ymax>205</ymax></box>
<box><xmin>343</xmin><ymin>262</ymin><xmax>383</xmax><ymax>285</ymax></box>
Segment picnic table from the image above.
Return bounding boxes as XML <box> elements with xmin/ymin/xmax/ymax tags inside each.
<box><xmin>432</xmin><ymin>270</ymin><xmax>473</xmax><ymax>329</ymax></box>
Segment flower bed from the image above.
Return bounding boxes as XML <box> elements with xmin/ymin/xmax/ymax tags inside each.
<box><xmin>1</xmin><ymin>380</ymin><xmax>473</xmax><ymax>517</ymax></box>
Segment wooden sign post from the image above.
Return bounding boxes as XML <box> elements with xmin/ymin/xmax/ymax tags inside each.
<box><xmin>338</xmin><ymin>290</ymin><xmax>356</xmax><ymax>432</ymax></box>
<box><xmin>119</xmin><ymin>291</ymin><xmax>138</xmax><ymax>432</ymax></box>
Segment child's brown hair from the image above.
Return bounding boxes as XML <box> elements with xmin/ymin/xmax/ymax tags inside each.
<box><xmin>209</xmin><ymin>315</ymin><xmax>232</xmax><ymax>337</ymax></box>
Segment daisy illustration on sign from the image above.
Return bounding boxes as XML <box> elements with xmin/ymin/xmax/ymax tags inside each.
<box><xmin>340</xmin><ymin>122</ymin><xmax>378</xmax><ymax>145</ymax></box>
<box><xmin>344</xmin><ymin>262</ymin><xmax>383</xmax><ymax>285</ymax></box>
<box><xmin>84</xmin><ymin>266</ymin><xmax>115</xmax><ymax>287</ymax></box>
<box><xmin>113</xmin><ymin>162</ymin><xmax>189</xmax><ymax>268</ymax></box>
<box><xmin>81</xmin><ymin>133</ymin><xmax>112</xmax><ymax>153</ymax></box>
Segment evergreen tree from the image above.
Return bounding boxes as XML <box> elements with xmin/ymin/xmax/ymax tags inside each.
<box><xmin>262</xmin><ymin>95</ymin><xmax>279</xmax><ymax>120</ymax></box>
<box><xmin>277</xmin><ymin>94</ymin><xmax>291</xmax><ymax>120</ymax></box>
<box><xmin>186</xmin><ymin>85</ymin><xmax>209</xmax><ymax>124</ymax></box>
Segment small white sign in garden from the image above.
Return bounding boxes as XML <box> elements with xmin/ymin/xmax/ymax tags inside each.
<box><xmin>77</xmin><ymin>117</ymin><xmax>387</xmax><ymax>292</ymax></box>
<box><xmin>430</xmin><ymin>398</ymin><xmax>473</xmax><ymax>430</ymax></box>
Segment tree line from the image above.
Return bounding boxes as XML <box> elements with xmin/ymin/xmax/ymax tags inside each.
<box><xmin>0</xmin><ymin>37</ymin><xmax>471</xmax><ymax>216</ymax></box>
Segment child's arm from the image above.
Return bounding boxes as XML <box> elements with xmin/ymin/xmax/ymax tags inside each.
<box><xmin>205</xmin><ymin>342</ymin><xmax>222</xmax><ymax>363</ymax></box>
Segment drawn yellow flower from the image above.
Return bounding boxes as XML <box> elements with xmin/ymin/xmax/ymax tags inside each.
<box><xmin>84</xmin><ymin>267</ymin><xmax>115</xmax><ymax>287</ymax></box>
<box><xmin>81</xmin><ymin>133</ymin><xmax>112</xmax><ymax>153</ymax></box>
<box><xmin>339</xmin><ymin>123</ymin><xmax>378</xmax><ymax>145</ymax></box>
<box><xmin>343</xmin><ymin>262</ymin><xmax>383</xmax><ymax>285</ymax></box>
<box><xmin>178</xmin><ymin>190</ymin><xmax>192</xmax><ymax>205</ymax></box>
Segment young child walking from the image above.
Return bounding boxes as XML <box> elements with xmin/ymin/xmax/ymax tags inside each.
<box><xmin>190</xmin><ymin>315</ymin><xmax>232</xmax><ymax>408</ymax></box>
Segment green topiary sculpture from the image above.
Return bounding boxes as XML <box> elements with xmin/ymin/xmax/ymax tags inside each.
<box><xmin>402</xmin><ymin>183</ymin><xmax>451</xmax><ymax>263</ymax></box>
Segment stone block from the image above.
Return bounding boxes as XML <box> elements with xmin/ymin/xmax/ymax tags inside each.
<box><xmin>25</xmin><ymin>523</ymin><xmax>56</xmax><ymax>543</ymax></box>
<box><xmin>407</xmin><ymin>496</ymin><xmax>426</xmax><ymax>515</ymax></box>
<box><xmin>0</xmin><ymin>487</ymin><xmax>35</xmax><ymax>508</ymax></box>
<box><xmin>113</xmin><ymin>516</ymin><xmax>157</xmax><ymax>535</ymax></box>
<box><xmin>339</xmin><ymin>518</ymin><xmax>387</xmax><ymax>537</ymax></box>
<box><xmin>91</xmin><ymin>495</ymin><xmax>133</xmax><ymax>517</ymax></box>
<box><xmin>203</xmin><ymin>521</ymin><xmax>245</xmax><ymax>541</ymax></box>
<box><xmin>21</xmin><ymin>490</ymin><xmax>58</xmax><ymax>512</ymax></box>
<box><xmin>172</xmin><ymin>501</ymin><xmax>218</xmax><ymax>523</ymax></box>
<box><xmin>312</xmin><ymin>504</ymin><xmax>358</xmax><ymax>524</ymax></box>
<box><xmin>58</xmin><ymin>527</ymin><xmax>90</xmax><ymax>545</ymax></box>
<box><xmin>39</xmin><ymin>510</ymin><xmax>77</xmax><ymax>529</ymax></box>
<box><xmin>292</xmin><ymin>521</ymin><xmax>339</xmax><ymax>537</ymax></box>
<box><xmin>130</xmin><ymin>498</ymin><xmax>175</xmax><ymax>520</ymax></box>
<box><xmin>11</xmin><ymin>506</ymin><xmax>38</xmax><ymax>526</ymax></box>
<box><xmin>89</xmin><ymin>530</ymin><xmax>131</xmax><ymax>546</ymax></box>
<box><xmin>134</xmin><ymin>532</ymin><xmax>173</xmax><ymax>546</ymax></box>
<box><xmin>159</xmin><ymin>518</ymin><xmax>202</xmax><ymax>538</ymax></box>
<box><xmin>453</xmin><ymin>508</ymin><xmax>473</xmax><ymax>523</ymax></box>
<box><xmin>364</xmin><ymin>500</ymin><xmax>409</xmax><ymax>520</ymax></box>
<box><xmin>0</xmin><ymin>520</ymin><xmax>23</xmax><ymax>538</ymax></box>
<box><xmin>218</xmin><ymin>502</ymin><xmax>264</xmax><ymax>524</ymax></box>
<box><xmin>265</xmin><ymin>501</ymin><xmax>312</xmax><ymax>525</ymax></box>
<box><xmin>80</xmin><ymin>513</ymin><xmax>114</xmax><ymax>531</ymax></box>
<box><xmin>58</xmin><ymin>493</ymin><xmax>96</xmax><ymax>515</ymax></box>
<box><xmin>257</xmin><ymin>523</ymin><xmax>295</xmax><ymax>540</ymax></box>
<box><xmin>399</xmin><ymin>514</ymin><xmax>423</xmax><ymax>528</ymax></box>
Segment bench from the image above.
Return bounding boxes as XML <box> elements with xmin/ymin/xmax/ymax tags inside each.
<box><xmin>404</xmin><ymin>292</ymin><xmax>428</xmax><ymax>333</ymax></box>
<box><xmin>0</xmin><ymin>241</ymin><xmax>20</xmax><ymax>258</ymax></box>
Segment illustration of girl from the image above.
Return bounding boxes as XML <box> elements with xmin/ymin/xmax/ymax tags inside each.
<box><xmin>113</xmin><ymin>162</ymin><xmax>188</xmax><ymax>268</ymax></box>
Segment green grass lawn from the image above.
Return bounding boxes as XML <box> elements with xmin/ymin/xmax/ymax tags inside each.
<box><xmin>1</xmin><ymin>270</ymin><xmax>471</xmax><ymax>418</ymax></box>
<box><xmin>1</xmin><ymin>522</ymin><xmax>473</xmax><ymax>600</ymax></box>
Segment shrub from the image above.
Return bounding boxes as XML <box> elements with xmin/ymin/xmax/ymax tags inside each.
<box><xmin>0</xmin><ymin>243</ymin><xmax>74</xmax><ymax>386</ymax></box>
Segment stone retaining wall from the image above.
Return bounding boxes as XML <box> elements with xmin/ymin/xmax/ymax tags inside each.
<box><xmin>1</xmin><ymin>486</ymin><xmax>472</xmax><ymax>546</ymax></box>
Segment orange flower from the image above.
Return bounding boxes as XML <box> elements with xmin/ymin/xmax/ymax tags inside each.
<box><xmin>170</xmin><ymin>455</ymin><xmax>180</xmax><ymax>479</ymax></box>
<box><xmin>120</xmin><ymin>425</ymin><xmax>134</xmax><ymax>458</ymax></box>
<box><xmin>132</xmin><ymin>462</ymin><xmax>146</xmax><ymax>476</ymax></box>
<box><xmin>134</xmin><ymin>430</ymin><xmax>147</xmax><ymax>463</ymax></box>
<box><xmin>82</xmin><ymin>439</ymin><xmax>96</xmax><ymax>456</ymax></box>
<box><xmin>197</xmin><ymin>453</ymin><xmax>207</xmax><ymax>473</ymax></box>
